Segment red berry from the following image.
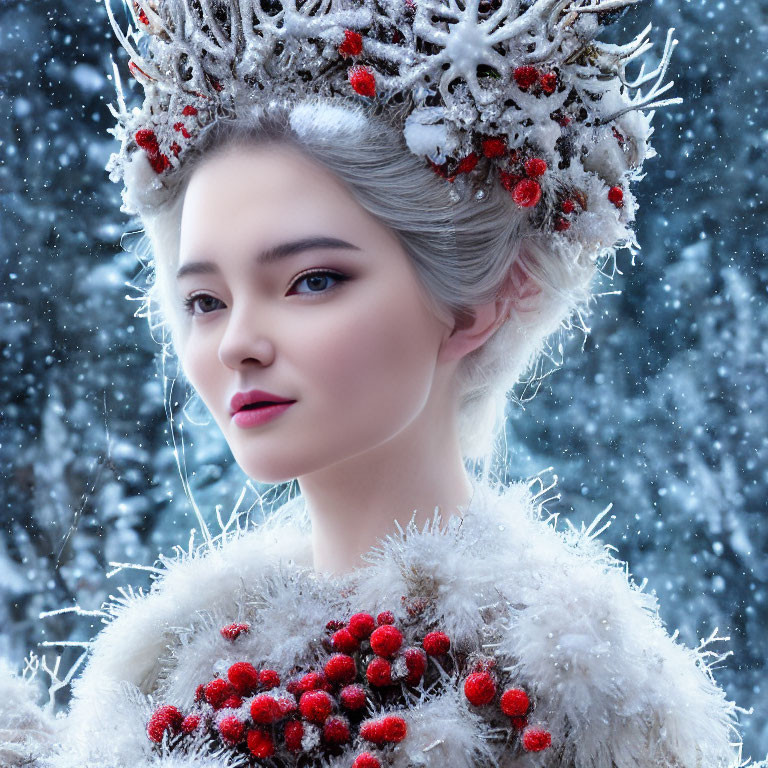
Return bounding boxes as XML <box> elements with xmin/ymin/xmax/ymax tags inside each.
<box><xmin>360</xmin><ymin>716</ymin><xmax>407</xmax><ymax>744</ymax></box>
<box><xmin>404</xmin><ymin>647</ymin><xmax>427</xmax><ymax>685</ymax></box>
<box><xmin>324</xmin><ymin>654</ymin><xmax>356</xmax><ymax>684</ymax></box>
<box><xmin>353</xmin><ymin>753</ymin><xmax>382</xmax><ymax>768</ymax></box>
<box><xmin>500</xmin><ymin>688</ymin><xmax>530</xmax><ymax>717</ymax></box>
<box><xmin>376</xmin><ymin>611</ymin><xmax>395</xmax><ymax>625</ymax></box>
<box><xmin>561</xmin><ymin>198</ymin><xmax>576</xmax><ymax>214</ymax></box>
<box><xmin>326</xmin><ymin>619</ymin><xmax>346</xmax><ymax>633</ymax></box>
<box><xmin>348</xmin><ymin>65</ymin><xmax>376</xmax><ymax>98</ymax></box>
<box><xmin>513</xmin><ymin>65</ymin><xmax>539</xmax><ymax>90</ymax></box>
<box><xmin>331</xmin><ymin>628</ymin><xmax>360</xmax><ymax>653</ymax></box>
<box><xmin>205</xmin><ymin>678</ymin><xmax>236</xmax><ymax>709</ymax></box>
<box><xmin>512</xmin><ymin>178</ymin><xmax>542</xmax><ymax>208</ymax></box>
<box><xmin>366</xmin><ymin>657</ymin><xmax>392</xmax><ymax>687</ymax></box>
<box><xmin>381</xmin><ymin>715</ymin><xmax>407</xmax><ymax>743</ymax></box>
<box><xmin>220</xmin><ymin>622</ymin><xmax>250</xmax><ymax>641</ymax></box>
<box><xmin>181</xmin><ymin>105</ymin><xmax>198</xmax><ymax>116</ymax></box>
<box><xmin>221</xmin><ymin>694</ymin><xmax>243</xmax><ymax>709</ymax></box>
<box><xmin>180</xmin><ymin>714</ymin><xmax>200</xmax><ymax>734</ymax></box>
<box><xmin>348</xmin><ymin>612</ymin><xmax>376</xmax><ymax>639</ymax></box>
<box><xmin>250</xmin><ymin>694</ymin><xmax>282</xmax><ymax>724</ymax></box>
<box><xmin>608</xmin><ymin>185</ymin><xmax>624</xmax><ymax>207</ymax></box>
<box><xmin>554</xmin><ymin>218</ymin><xmax>571</xmax><ymax>231</ymax></box>
<box><xmin>323</xmin><ymin>716</ymin><xmax>351</xmax><ymax>745</ymax></box>
<box><xmin>340</xmin><ymin>684</ymin><xmax>367</xmax><ymax>710</ymax></box>
<box><xmin>247</xmin><ymin>728</ymin><xmax>275</xmax><ymax>758</ymax></box>
<box><xmin>134</xmin><ymin>129</ymin><xmax>159</xmax><ymax>155</ymax></box>
<box><xmin>510</xmin><ymin>715</ymin><xmax>528</xmax><ymax>730</ymax></box>
<box><xmin>284</xmin><ymin>720</ymin><xmax>304</xmax><ymax>752</ymax></box>
<box><xmin>464</xmin><ymin>672</ymin><xmax>497</xmax><ymax>706</ymax></box>
<box><xmin>522</xmin><ymin>726</ymin><xmax>552</xmax><ymax>752</ymax></box>
<box><xmin>194</xmin><ymin>683</ymin><xmax>205</xmax><ymax>703</ymax></box>
<box><xmin>173</xmin><ymin>121</ymin><xmax>191</xmax><ymax>139</ymax></box>
<box><xmin>146</xmin><ymin>705</ymin><xmax>183</xmax><ymax>743</ymax></box>
<box><xmin>259</xmin><ymin>669</ymin><xmax>280</xmax><ymax>690</ymax></box>
<box><xmin>481</xmin><ymin>137</ymin><xmax>507</xmax><ymax>158</ymax></box>
<box><xmin>228</xmin><ymin>661</ymin><xmax>260</xmax><ymax>695</ymax></box>
<box><xmin>540</xmin><ymin>71</ymin><xmax>558</xmax><ymax>94</ymax></box>
<box><xmin>148</xmin><ymin>153</ymin><xmax>170</xmax><ymax>174</ymax></box>
<box><xmin>299</xmin><ymin>690</ymin><xmax>333</xmax><ymax>724</ymax></box>
<box><xmin>422</xmin><ymin>631</ymin><xmax>450</xmax><ymax>656</ymax></box>
<box><xmin>456</xmin><ymin>152</ymin><xmax>478</xmax><ymax>174</ymax></box>
<box><xmin>298</xmin><ymin>671</ymin><xmax>327</xmax><ymax>692</ymax></box>
<box><xmin>218</xmin><ymin>715</ymin><xmax>246</xmax><ymax>745</ymax></box>
<box><xmin>370</xmin><ymin>625</ymin><xmax>403</xmax><ymax>658</ymax></box>
<box><xmin>278</xmin><ymin>697</ymin><xmax>298</xmax><ymax>717</ymax></box>
<box><xmin>170</xmin><ymin>141</ymin><xmax>182</xmax><ymax>157</ymax></box>
<box><xmin>525</xmin><ymin>157</ymin><xmax>547</xmax><ymax>177</ymax></box>
<box><xmin>338</xmin><ymin>29</ymin><xmax>364</xmax><ymax>57</ymax></box>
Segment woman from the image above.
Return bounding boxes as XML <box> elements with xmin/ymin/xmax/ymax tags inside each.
<box><xmin>0</xmin><ymin>0</ymin><xmax>757</xmax><ymax>766</ymax></box>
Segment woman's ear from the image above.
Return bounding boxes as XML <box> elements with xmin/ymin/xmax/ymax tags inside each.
<box><xmin>438</xmin><ymin>260</ymin><xmax>541</xmax><ymax>365</ymax></box>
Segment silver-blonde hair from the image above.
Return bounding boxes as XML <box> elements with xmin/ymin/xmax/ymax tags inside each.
<box><xmin>134</xmin><ymin>97</ymin><xmax>606</xmax><ymax>464</ymax></box>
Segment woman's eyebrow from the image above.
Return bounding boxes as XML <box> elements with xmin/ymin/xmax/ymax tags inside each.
<box><xmin>176</xmin><ymin>236</ymin><xmax>361</xmax><ymax>280</ymax></box>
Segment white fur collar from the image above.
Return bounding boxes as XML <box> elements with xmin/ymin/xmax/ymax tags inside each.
<box><xmin>14</xmin><ymin>476</ymin><xmax>749</xmax><ymax>768</ymax></box>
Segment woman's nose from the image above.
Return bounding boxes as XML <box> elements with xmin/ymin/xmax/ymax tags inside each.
<box><xmin>217</xmin><ymin>304</ymin><xmax>275</xmax><ymax>370</ymax></box>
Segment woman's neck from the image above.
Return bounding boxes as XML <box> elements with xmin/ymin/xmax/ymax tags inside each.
<box><xmin>298</xmin><ymin>399</ymin><xmax>474</xmax><ymax>576</ymax></box>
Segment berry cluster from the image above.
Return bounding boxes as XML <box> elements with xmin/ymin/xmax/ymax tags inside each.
<box><xmin>146</xmin><ymin>610</ymin><xmax>551</xmax><ymax>765</ymax></box>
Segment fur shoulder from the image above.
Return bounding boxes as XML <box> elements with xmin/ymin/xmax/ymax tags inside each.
<box><xmin>489</xmin><ymin>484</ymin><xmax>746</xmax><ymax>768</ymax></box>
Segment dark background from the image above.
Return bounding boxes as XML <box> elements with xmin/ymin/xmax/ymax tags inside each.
<box><xmin>1</xmin><ymin>0</ymin><xmax>766</xmax><ymax>759</ymax></box>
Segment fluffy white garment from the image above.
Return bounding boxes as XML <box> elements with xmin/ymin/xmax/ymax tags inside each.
<box><xmin>0</xmin><ymin>476</ymin><xmax>758</xmax><ymax>768</ymax></box>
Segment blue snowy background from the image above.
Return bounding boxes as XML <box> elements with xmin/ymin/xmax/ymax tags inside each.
<box><xmin>1</xmin><ymin>0</ymin><xmax>766</xmax><ymax>759</ymax></box>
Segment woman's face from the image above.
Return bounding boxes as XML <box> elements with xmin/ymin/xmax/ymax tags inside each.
<box><xmin>176</xmin><ymin>142</ymin><xmax>456</xmax><ymax>484</ymax></box>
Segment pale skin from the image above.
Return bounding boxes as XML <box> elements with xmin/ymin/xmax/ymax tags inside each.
<box><xmin>176</xmin><ymin>142</ymin><xmax>528</xmax><ymax>575</ymax></box>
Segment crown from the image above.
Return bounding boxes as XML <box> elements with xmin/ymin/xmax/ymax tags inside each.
<box><xmin>106</xmin><ymin>0</ymin><xmax>682</xmax><ymax>249</ymax></box>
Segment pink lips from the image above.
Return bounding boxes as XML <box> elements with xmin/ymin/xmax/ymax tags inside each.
<box><xmin>230</xmin><ymin>388</ymin><xmax>296</xmax><ymax>428</ymax></box>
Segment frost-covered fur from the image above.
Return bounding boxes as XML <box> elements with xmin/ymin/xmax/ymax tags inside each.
<box><xmin>1</xmin><ymin>477</ymin><xmax>759</xmax><ymax>768</ymax></box>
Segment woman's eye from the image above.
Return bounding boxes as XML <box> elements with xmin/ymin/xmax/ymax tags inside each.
<box><xmin>183</xmin><ymin>294</ymin><xmax>224</xmax><ymax>316</ymax></box>
<box><xmin>288</xmin><ymin>269</ymin><xmax>349</xmax><ymax>297</ymax></box>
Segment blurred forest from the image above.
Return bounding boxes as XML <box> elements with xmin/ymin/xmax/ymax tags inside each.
<box><xmin>0</xmin><ymin>0</ymin><xmax>766</xmax><ymax>759</ymax></box>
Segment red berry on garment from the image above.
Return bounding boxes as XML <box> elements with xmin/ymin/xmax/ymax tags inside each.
<box><xmin>540</xmin><ymin>71</ymin><xmax>558</xmax><ymax>94</ymax></box>
<box><xmin>348</xmin><ymin>612</ymin><xmax>376</xmax><ymax>639</ymax></box>
<box><xmin>464</xmin><ymin>672</ymin><xmax>497</xmax><ymax>706</ymax></box>
<box><xmin>512</xmin><ymin>178</ymin><xmax>542</xmax><ymax>208</ymax></box>
<box><xmin>284</xmin><ymin>720</ymin><xmax>304</xmax><ymax>752</ymax></box>
<box><xmin>194</xmin><ymin>683</ymin><xmax>205</xmax><ymax>703</ymax></box>
<box><xmin>348</xmin><ymin>65</ymin><xmax>376</xmax><ymax>98</ymax></box>
<box><xmin>340</xmin><ymin>684</ymin><xmax>367</xmax><ymax>710</ymax></box>
<box><xmin>278</xmin><ymin>697</ymin><xmax>298</xmax><ymax>717</ymax></box>
<box><xmin>422</xmin><ymin>631</ymin><xmax>450</xmax><ymax>656</ymax></box>
<box><xmin>353</xmin><ymin>753</ymin><xmax>382</xmax><ymax>768</ymax></box>
<box><xmin>228</xmin><ymin>661</ymin><xmax>260</xmax><ymax>695</ymax></box>
<box><xmin>220</xmin><ymin>622</ymin><xmax>250</xmax><ymax>641</ymax></box>
<box><xmin>182</xmin><ymin>105</ymin><xmax>198</xmax><ymax>116</ymax></box>
<box><xmin>298</xmin><ymin>671</ymin><xmax>327</xmax><ymax>692</ymax></box>
<box><xmin>221</xmin><ymin>694</ymin><xmax>243</xmax><ymax>709</ymax></box>
<box><xmin>247</xmin><ymin>728</ymin><xmax>275</xmax><ymax>758</ymax></box>
<box><xmin>326</xmin><ymin>619</ymin><xmax>346</xmax><ymax>633</ymax></box>
<box><xmin>376</xmin><ymin>611</ymin><xmax>395</xmax><ymax>625</ymax></box>
<box><xmin>338</xmin><ymin>29</ymin><xmax>364</xmax><ymax>57</ymax></box>
<box><xmin>370</xmin><ymin>625</ymin><xmax>403</xmax><ymax>658</ymax></box>
<box><xmin>456</xmin><ymin>152</ymin><xmax>478</xmax><ymax>174</ymax></box>
<box><xmin>205</xmin><ymin>678</ymin><xmax>236</xmax><ymax>709</ymax></box>
<box><xmin>148</xmin><ymin>152</ymin><xmax>170</xmax><ymax>174</ymax></box>
<box><xmin>561</xmin><ymin>198</ymin><xmax>576</xmax><ymax>214</ymax></box>
<box><xmin>404</xmin><ymin>647</ymin><xmax>427</xmax><ymax>684</ymax></box>
<box><xmin>134</xmin><ymin>128</ymin><xmax>159</xmax><ymax>155</ymax></box>
<box><xmin>522</xmin><ymin>726</ymin><xmax>552</xmax><ymax>752</ymax></box>
<box><xmin>513</xmin><ymin>65</ymin><xmax>539</xmax><ymax>90</ymax></box>
<box><xmin>482</xmin><ymin>137</ymin><xmax>507</xmax><ymax>158</ymax></box>
<box><xmin>323</xmin><ymin>716</ymin><xmax>351</xmax><ymax>745</ymax></box>
<box><xmin>500</xmin><ymin>687</ymin><xmax>530</xmax><ymax>717</ymax></box>
<box><xmin>499</xmin><ymin>170</ymin><xmax>524</xmax><ymax>193</ymax></box>
<box><xmin>325</xmin><ymin>653</ymin><xmax>357</xmax><ymax>684</ymax></box>
<box><xmin>250</xmin><ymin>694</ymin><xmax>282</xmax><ymax>724</ymax></box>
<box><xmin>180</xmin><ymin>714</ymin><xmax>200</xmax><ymax>734</ymax></box>
<box><xmin>366</xmin><ymin>656</ymin><xmax>392</xmax><ymax>687</ymax></box>
<box><xmin>381</xmin><ymin>715</ymin><xmax>408</xmax><ymax>743</ymax></box>
<box><xmin>331</xmin><ymin>628</ymin><xmax>360</xmax><ymax>653</ymax></box>
<box><xmin>608</xmin><ymin>186</ymin><xmax>624</xmax><ymax>208</ymax></box>
<box><xmin>554</xmin><ymin>218</ymin><xmax>571</xmax><ymax>231</ymax></box>
<box><xmin>218</xmin><ymin>715</ymin><xmax>246</xmax><ymax>745</ymax></box>
<box><xmin>259</xmin><ymin>669</ymin><xmax>280</xmax><ymax>690</ymax></box>
<box><xmin>299</xmin><ymin>690</ymin><xmax>334</xmax><ymax>723</ymax></box>
<box><xmin>525</xmin><ymin>157</ymin><xmax>547</xmax><ymax>177</ymax></box>
<box><xmin>147</xmin><ymin>704</ymin><xmax>183</xmax><ymax>743</ymax></box>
